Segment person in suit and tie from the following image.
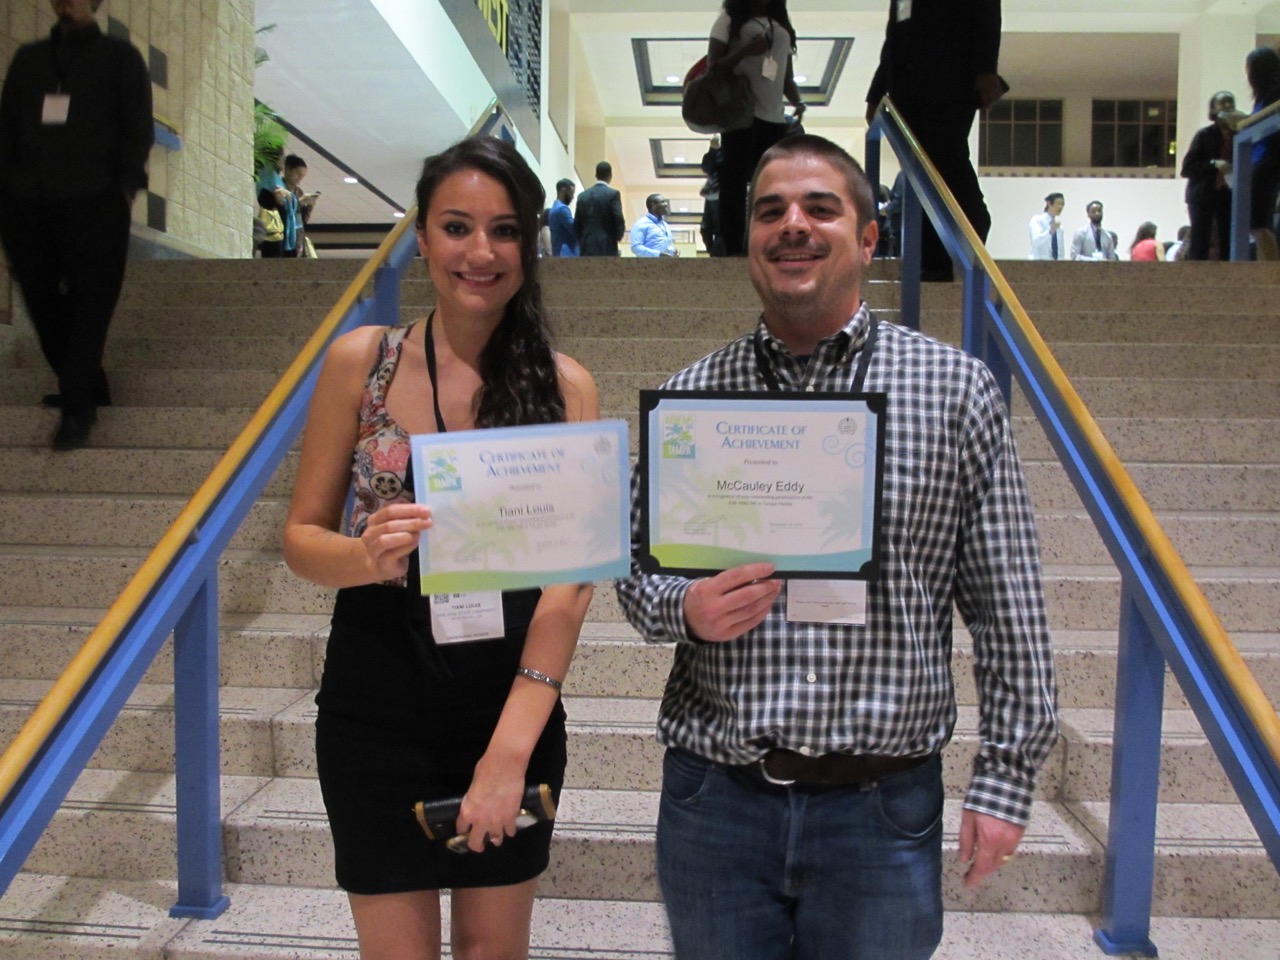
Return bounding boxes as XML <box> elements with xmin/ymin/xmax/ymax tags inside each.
<box><xmin>573</xmin><ymin>161</ymin><xmax>626</xmax><ymax>256</ymax></box>
<box><xmin>1028</xmin><ymin>192</ymin><xmax>1066</xmax><ymax>260</ymax></box>
<box><xmin>1070</xmin><ymin>201</ymin><xmax>1119</xmax><ymax>260</ymax></box>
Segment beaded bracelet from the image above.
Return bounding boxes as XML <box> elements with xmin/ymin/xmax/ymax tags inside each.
<box><xmin>516</xmin><ymin>666</ymin><xmax>563</xmax><ymax>692</ymax></box>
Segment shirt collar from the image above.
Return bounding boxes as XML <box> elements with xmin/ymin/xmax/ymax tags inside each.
<box><xmin>647</xmin><ymin>212</ymin><xmax>666</xmax><ymax>226</ymax></box>
<box><xmin>755</xmin><ymin>302</ymin><xmax>871</xmax><ymax>366</ymax></box>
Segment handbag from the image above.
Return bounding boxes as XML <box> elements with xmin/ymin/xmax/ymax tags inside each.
<box><xmin>258</xmin><ymin>206</ymin><xmax>284</xmax><ymax>244</ymax></box>
<box><xmin>413</xmin><ymin>783</ymin><xmax>556</xmax><ymax>854</ymax></box>
<box><xmin>682</xmin><ymin>55</ymin><xmax>755</xmax><ymax>135</ymax></box>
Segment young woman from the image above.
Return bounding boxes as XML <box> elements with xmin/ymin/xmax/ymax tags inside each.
<box><xmin>1129</xmin><ymin>221</ymin><xmax>1165</xmax><ymax>261</ymax></box>
<box><xmin>707</xmin><ymin>0</ymin><xmax>804</xmax><ymax>256</ymax></box>
<box><xmin>284</xmin><ymin>135</ymin><xmax>599</xmax><ymax>960</ymax></box>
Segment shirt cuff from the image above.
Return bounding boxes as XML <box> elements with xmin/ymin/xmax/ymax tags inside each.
<box><xmin>652</xmin><ymin>577</ymin><xmax>708</xmax><ymax>646</ymax></box>
<box><xmin>963</xmin><ymin>773</ymin><xmax>1035</xmax><ymax>826</ymax></box>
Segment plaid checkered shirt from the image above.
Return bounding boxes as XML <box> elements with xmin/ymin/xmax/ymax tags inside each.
<box><xmin>615</xmin><ymin>304</ymin><xmax>1059</xmax><ymax>825</ymax></box>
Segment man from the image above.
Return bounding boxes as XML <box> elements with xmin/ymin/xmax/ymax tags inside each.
<box><xmin>616</xmin><ymin>134</ymin><xmax>1057</xmax><ymax>960</ymax></box>
<box><xmin>699</xmin><ymin>135</ymin><xmax>723</xmax><ymax>257</ymax></box>
<box><xmin>574</xmin><ymin>160</ymin><xmax>625</xmax><ymax>256</ymax></box>
<box><xmin>1071</xmin><ymin>200</ymin><xmax>1119</xmax><ymax>261</ymax></box>
<box><xmin>0</xmin><ymin>0</ymin><xmax>152</xmax><ymax>450</ymax></box>
<box><xmin>630</xmin><ymin>194</ymin><xmax>678</xmax><ymax>258</ymax></box>
<box><xmin>548</xmin><ymin>178</ymin><xmax>578</xmax><ymax>257</ymax></box>
<box><xmin>866</xmin><ymin>0</ymin><xmax>1004</xmax><ymax>281</ymax></box>
<box><xmin>1180</xmin><ymin>91</ymin><xmax>1236</xmax><ymax>261</ymax></box>
<box><xmin>1029</xmin><ymin>193</ymin><xmax>1066</xmax><ymax>260</ymax></box>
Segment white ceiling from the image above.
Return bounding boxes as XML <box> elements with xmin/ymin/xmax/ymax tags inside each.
<box><xmin>255</xmin><ymin>0</ymin><xmax>1280</xmax><ymax>229</ymax></box>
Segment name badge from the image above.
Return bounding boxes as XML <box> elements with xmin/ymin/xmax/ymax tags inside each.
<box><xmin>761</xmin><ymin>55</ymin><xmax>779</xmax><ymax>82</ymax></box>
<box><xmin>785</xmin><ymin>579</ymin><xmax>867</xmax><ymax>626</ymax></box>
<box><xmin>896</xmin><ymin>0</ymin><xmax>913</xmax><ymax>22</ymax></box>
<box><xmin>42</xmin><ymin>94</ymin><xmax>70</xmax><ymax>125</ymax></box>
<box><xmin>429</xmin><ymin>591</ymin><xmax>505</xmax><ymax>645</ymax></box>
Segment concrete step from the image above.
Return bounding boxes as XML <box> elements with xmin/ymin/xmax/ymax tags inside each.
<box><xmin>0</xmin><ymin>449</ymin><xmax>297</xmax><ymax>495</ymax></box>
<box><xmin>1013</xmin><ymin>417</ymin><xmax>1280</xmax><ymax>465</ymax></box>
<box><xmin>0</xmin><ymin>875</ymin><xmax>1274</xmax><ymax>960</ymax></box>
<box><xmin>0</xmin><ymin>493</ymin><xmax>288</xmax><ymax>549</ymax></box>
<box><xmin>0</xmin><ymin>408</ymin><xmax>260</xmax><ymax>451</ymax></box>
<box><xmin>0</xmin><ymin>368</ymin><xmax>282</xmax><ymax>408</ymax></box>
<box><xmin>29</xmin><ymin>766</ymin><xmax>1276</xmax><ymax>921</ymax></box>
<box><xmin>1</xmin><ymin>546</ymin><xmax>1276</xmax><ymax>631</ymax></box>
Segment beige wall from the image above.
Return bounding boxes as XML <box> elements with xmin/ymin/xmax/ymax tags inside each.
<box><xmin>0</xmin><ymin>0</ymin><xmax>256</xmax><ymax>292</ymax></box>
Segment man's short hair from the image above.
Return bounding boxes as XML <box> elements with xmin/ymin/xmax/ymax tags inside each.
<box><xmin>556</xmin><ymin>178</ymin><xmax>574</xmax><ymax>193</ymax></box>
<box><xmin>284</xmin><ymin>154</ymin><xmax>307</xmax><ymax>172</ymax></box>
<box><xmin>747</xmin><ymin>134</ymin><xmax>877</xmax><ymax>229</ymax></box>
<box><xmin>646</xmin><ymin>193</ymin><xmax>664</xmax><ymax>210</ymax></box>
<box><xmin>1087</xmin><ymin>200</ymin><xmax>1103</xmax><ymax>209</ymax></box>
<box><xmin>1044</xmin><ymin>192</ymin><xmax>1064</xmax><ymax>205</ymax></box>
<box><xmin>596</xmin><ymin>161</ymin><xmax>612</xmax><ymax>182</ymax></box>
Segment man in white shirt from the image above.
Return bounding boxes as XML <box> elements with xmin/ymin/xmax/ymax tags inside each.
<box><xmin>631</xmin><ymin>194</ymin><xmax>679</xmax><ymax>257</ymax></box>
<box><xmin>1028</xmin><ymin>193</ymin><xmax>1065</xmax><ymax>260</ymax></box>
<box><xmin>1070</xmin><ymin>201</ymin><xmax>1119</xmax><ymax>261</ymax></box>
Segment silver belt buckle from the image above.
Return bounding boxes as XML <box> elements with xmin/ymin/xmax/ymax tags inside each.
<box><xmin>757</xmin><ymin>755</ymin><xmax>795</xmax><ymax>786</ymax></box>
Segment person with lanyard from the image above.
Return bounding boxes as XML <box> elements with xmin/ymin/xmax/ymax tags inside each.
<box><xmin>615</xmin><ymin>134</ymin><xmax>1058</xmax><ymax>960</ymax></box>
<box><xmin>284</xmin><ymin>135</ymin><xmax>600</xmax><ymax>960</ymax></box>
<box><xmin>257</xmin><ymin>148</ymin><xmax>300</xmax><ymax>258</ymax></box>
<box><xmin>1070</xmin><ymin>200</ymin><xmax>1118</xmax><ymax>261</ymax></box>
<box><xmin>0</xmin><ymin>0</ymin><xmax>153</xmax><ymax>450</ymax></box>
<box><xmin>630</xmin><ymin>193</ymin><xmax>679</xmax><ymax>257</ymax></box>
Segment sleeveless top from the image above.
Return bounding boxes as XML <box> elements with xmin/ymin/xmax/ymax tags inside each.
<box><xmin>347</xmin><ymin>324</ymin><xmax>417</xmax><ymax>586</ymax></box>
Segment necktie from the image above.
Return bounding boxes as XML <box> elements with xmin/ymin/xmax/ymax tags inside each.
<box><xmin>1094</xmin><ymin>226</ymin><xmax>1102</xmax><ymax>252</ymax></box>
<box><xmin>1051</xmin><ymin>226</ymin><xmax>1058</xmax><ymax>260</ymax></box>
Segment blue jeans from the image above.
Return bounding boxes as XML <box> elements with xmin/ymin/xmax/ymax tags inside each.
<box><xmin>656</xmin><ymin>748</ymin><xmax>944</xmax><ymax>960</ymax></box>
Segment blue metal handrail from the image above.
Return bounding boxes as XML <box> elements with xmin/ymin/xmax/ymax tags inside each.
<box><xmin>0</xmin><ymin>221</ymin><xmax>419</xmax><ymax>918</ymax></box>
<box><xmin>867</xmin><ymin>98</ymin><xmax>1280</xmax><ymax>956</ymax></box>
<box><xmin>1229</xmin><ymin>102</ymin><xmax>1280</xmax><ymax>260</ymax></box>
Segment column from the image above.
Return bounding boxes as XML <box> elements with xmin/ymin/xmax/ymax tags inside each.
<box><xmin>1177</xmin><ymin>13</ymin><xmax>1255</xmax><ymax>167</ymax></box>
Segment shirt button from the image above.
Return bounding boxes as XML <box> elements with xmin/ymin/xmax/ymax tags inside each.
<box><xmin>805</xmin><ymin>672</ymin><xmax>817</xmax><ymax>683</ymax></box>
<box><xmin>798</xmin><ymin>745</ymin><xmax>812</xmax><ymax>756</ymax></box>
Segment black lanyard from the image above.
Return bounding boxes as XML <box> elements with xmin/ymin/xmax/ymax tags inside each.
<box><xmin>423</xmin><ymin>313</ymin><xmax>449</xmax><ymax>434</ymax></box>
<box><xmin>751</xmin><ymin>315</ymin><xmax>879</xmax><ymax>394</ymax></box>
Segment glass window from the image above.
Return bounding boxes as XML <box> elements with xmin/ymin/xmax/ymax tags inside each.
<box><xmin>1091</xmin><ymin>99</ymin><xmax>1177</xmax><ymax>168</ymax></box>
<box><xmin>978</xmin><ymin>98</ymin><xmax>1064</xmax><ymax>167</ymax></box>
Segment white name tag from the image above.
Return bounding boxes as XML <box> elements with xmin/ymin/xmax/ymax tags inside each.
<box><xmin>761</xmin><ymin>55</ymin><xmax>779</xmax><ymax>81</ymax></box>
<box><xmin>785</xmin><ymin>579</ymin><xmax>867</xmax><ymax>625</ymax></box>
<box><xmin>42</xmin><ymin>94</ymin><xmax>70</xmax><ymax>125</ymax></box>
<box><xmin>429</xmin><ymin>591</ymin><xmax>505</xmax><ymax>645</ymax></box>
<box><xmin>897</xmin><ymin>0</ymin><xmax>913</xmax><ymax>21</ymax></box>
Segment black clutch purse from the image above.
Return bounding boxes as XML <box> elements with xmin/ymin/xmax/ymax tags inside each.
<box><xmin>413</xmin><ymin>783</ymin><xmax>557</xmax><ymax>854</ymax></box>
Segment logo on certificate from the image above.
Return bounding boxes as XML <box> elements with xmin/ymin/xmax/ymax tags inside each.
<box><xmin>427</xmin><ymin>451</ymin><xmax>463</xmax><ymax>492</ymax></box>
<box><xmin>662</xmin><ymin>415</ymin><xmax>696</xmax><ymax>459</ymax></box>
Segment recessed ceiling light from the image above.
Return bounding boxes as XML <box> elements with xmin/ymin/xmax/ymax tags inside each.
<box><xmin>673</xmin><ymin>156</ymin><xmax>686</xmax><ymax>163</ymax></box>
<box><xmin>393</xmin><ymin>211</ymin><xmax>406</xmax><ymax>218</ymax></box>
<box><xmin>679</xmin><ymin>207</ymin><xmax>688</xmax><ymax>212</ymax></box>
<box><xmin>343</xmin><ymin>176</ymin><xmax>359</xmax><ymax>184</ymax></box>
<box><xmin>665</xmin><ymin>75</ymin><xmax>680</xmax><ymax>83</ymax></box>
<box><xmin>795</xmin><ymin>75</ymin><xmax>808</xmax><ymax>84</ymax></box>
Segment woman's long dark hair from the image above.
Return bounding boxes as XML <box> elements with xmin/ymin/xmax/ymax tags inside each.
<box><xmin>414</xmin><ymin>136</ymin><xmax>565</xmax><ymax>428</ymax></box>
<box><xmin>1130</xmin><ymin>221</ymin><xmax>1158</xmax><ymax>252</ymax></box>
<box><xmin>723</xmin><ymin>0</ymin><xmax>797</xmax><ymax>54</ymax></box>
<box><xmin>1247</xmin><ymin>46</ymin><xmax>1280</xmax><ymax>108</ymax></box>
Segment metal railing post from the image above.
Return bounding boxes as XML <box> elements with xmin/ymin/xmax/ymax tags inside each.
<box><xmin>1094</xmin><ymin>580</ymin><xmax>1164</xmax><ymax>957</ymax></box>
<box><xmin>899</xmin><ymin>179</ymin><xmax>922</xmax><ymax>330</ymax></box>
<box><xmin>169</xmin><ymin>571</ymin><xmax>230</xmax><ymax>919</ymax></box>
<box><xmin>1230</xmin><ymin>134</ymin><xmax>1253</xmax><ymax>262</ymax></box>
<box><xmin>374</xmin><ymin>259</ymin><xmax>403</xmax><ymax>328</ymax></box>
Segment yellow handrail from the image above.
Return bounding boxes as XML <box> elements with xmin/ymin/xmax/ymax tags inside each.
<box><xmin>1233</xmin><ymin>97</ymin><xmax>1280</xmax><ymax>132</ymax></box>
<box><xmin>883</xmin><ymin>101</ymin><xmax>1280</xmax><ymax>769</ymax></box>
<box><xmin>0</xmin><ymin>214</ymin><xmax>417</xmax><ymax>806</ymax></box>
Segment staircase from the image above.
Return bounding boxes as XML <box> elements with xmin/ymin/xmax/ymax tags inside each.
<box><xmin>0</xmin><ymin>255</ymin><xmax>1276</xmax><ymax>958</ymax></box>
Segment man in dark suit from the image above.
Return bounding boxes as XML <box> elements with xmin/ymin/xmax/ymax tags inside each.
<box><xmin>1180</xmin><ymin>91</ymin><xmax>1235</xmax><ymax>261</ymax></box>
<box><xmin>574</xmin><ymin>161</ymin><xmax>625</xmax><ymax>256</ymax></box>
<box><xmin>866</xmin><ymin>0</ymin><xmax>1003</xmax><ymax>282</ymax></box>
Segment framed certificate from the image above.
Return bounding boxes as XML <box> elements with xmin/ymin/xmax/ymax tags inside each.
<box><xmin>638</xmin><ymin>391</ymin><xmax>885</xmax><ymax>579</ymax></box>
<box><xmin>410</xmin><ymin>420</ymin><xmax>631</xmax><ymax>594</ymax></box>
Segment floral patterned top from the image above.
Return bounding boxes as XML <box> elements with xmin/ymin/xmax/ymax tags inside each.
<box><xmin>347</xmin><ymin>324</ymin><xmax>416</xmax><ymax>586</ymax></box>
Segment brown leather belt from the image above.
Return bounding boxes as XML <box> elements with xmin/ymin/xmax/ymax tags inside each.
<box><xmin>744</xmin><ymin>749</ymin><xmax>931</xmax><ymax>788</ymax></box>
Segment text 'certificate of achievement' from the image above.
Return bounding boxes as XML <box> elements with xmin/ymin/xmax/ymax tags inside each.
<box><xmin>639</xmin><ymin>391</ymin><xmax>885</xmax><ymax>579</ymax></box>
<box><xmin>410</xmin><ymin>420</ymin><xmax>631</xmax><ymax>594</ymax></box>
